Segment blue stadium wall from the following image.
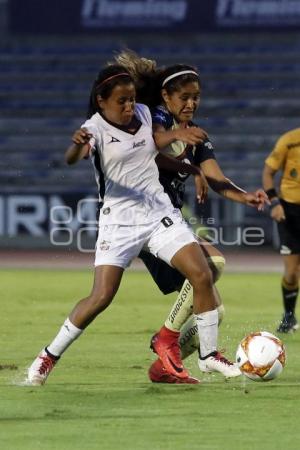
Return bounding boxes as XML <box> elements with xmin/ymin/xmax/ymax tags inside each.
<box><xmin>2</xmin><ymin>0</ymin><xmax>300</xmax><ymax>249</ymax></box>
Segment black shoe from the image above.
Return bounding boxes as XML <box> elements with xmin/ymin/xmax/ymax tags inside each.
<box><xmin>277</xmin><ymin>312</ymin><xmax>299</xmax><ymax>334</ymax></box>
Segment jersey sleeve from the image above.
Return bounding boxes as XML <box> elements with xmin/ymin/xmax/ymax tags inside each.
<box><xmin>194</xmin><ymin>138</ymin><xmax>216</xmax><ymax>165</ymax></box>
<box><xmin>151</xmin><ymin>106</ymin><xmax>173</xmax><ymax>129</ymax></box>
<box><xmin>265</xmin><ymin>134</ymin><xmax>289</xmax><ymax>171</ymax></box>
<box><xmin>135</xmin><ymin>103</ymin><xmax>152</xmax><ymax>127</ymax></box>
<box><xmin>81</xmin><ymin>116</ymin><xmax>101</xmax><ymax>156</ymax></box>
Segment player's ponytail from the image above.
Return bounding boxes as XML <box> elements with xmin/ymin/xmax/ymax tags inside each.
<box><xmin>112</xmin><ymin>49</ymin><xmax>162</xmax><ymax>107</ymax></box>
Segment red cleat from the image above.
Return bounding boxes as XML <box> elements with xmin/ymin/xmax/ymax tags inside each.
<box><xmin>148</xmin><ymin>359</ymin><xmax>200</xmax><ymax>384</ymax></box>
<box><xmin>150</xmin><ymin>326</ymin><xmax>189</xmax><ymax>379</ymax></box>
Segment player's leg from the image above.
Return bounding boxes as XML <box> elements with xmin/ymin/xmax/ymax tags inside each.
<box><xmin>150</xmin><ymin>283</ymin><xmax>225</xmax><ymax>381</ymax></box>
<box><xmin>276</xmin><ymin>214</ymin><xmax>300</xmax><ymax>333</ymax></box>
<box><xmin>140</xmin><ymin>251</ymin><xmax>202</xmax><ymax>383</ymax></box>
<box><xmin>146</xmin><ymin>213</ymin><xmax>239</xmax><ymax>378</ymax></box>
<box><xmin>150</xmin><ymin>240</ymin><xmax>214</xmax><ymax>379</ymax></box>
<box><xmin>27</xmin><ymin>221</ymin><xmax>148</xmax><ymax>385</ymax></box>
<box><xmin>141</xmin><ymin>240</ymin><xmax>225</xmax><ymax>337</ymax></box>
<box><xmin>164</xmin><ymin>242</ymin><xmax>225</xmax><ymax>334</ymax></box>
<box><xmin>27</xmin><ymin>265</ymin><xmax>124</xmax><ymax>385</ymax></box>
<box><xmin>149</xmin><ymin>286</ymin><xmax>225</xmax><ymax>383</ymax></box>
<box><xmin>277</xmin><ymin>254</ymin><xmax>300</xmax><ymax>333</ymax></box>
<box><xmin>157</xmin><ymin>240</ymin><xmax>240</xmax><ymax>378</ymax></box>
<box><xmin>149</xmin><ymin>242</ymin><xmax>225</xmax><ymax>382</ymax></box>
<box><xmin>150</xmin><ymin>230</ymin><xmax>240</xmax><ymax>378</ymax></box>
<box><xmin>179</xmin><ymin>286</ymin><xmax>224</xmax><ymax>360</ymax></box>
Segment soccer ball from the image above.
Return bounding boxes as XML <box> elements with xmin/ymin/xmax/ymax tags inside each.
<box><xmin>236</xmin><ymin>331</ymin><xmax>286</xmax><ymax>382</ymax></box>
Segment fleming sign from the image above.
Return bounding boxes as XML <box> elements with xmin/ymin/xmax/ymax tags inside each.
<box><xmin>81</xmin><ymin>0</ymin><xmax>189</xmax><ymax>27</ymax></box>
<box><xmin>10</xmin><ymin>0</ymin><xmax>300</xmax><ymax>33</ymax></box>
<box><xmin>216</xmin><ymin>0</ymin><xmax>300</xmax><ymax>26</ymax></box>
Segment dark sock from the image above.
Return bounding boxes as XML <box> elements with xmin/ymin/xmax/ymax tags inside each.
<box><xmin>281</xmin><ymin>280</ymin><xmax>298</xmax><ymax>315</ymax></box>
<box><xmin>199</xmin><ymin>350</ymin><xmax>217</xmax><ymax>360</ymax></box>
<box><xmin>45</xmin><ymin>346</ymin><xmax>60</xmax><ymax>360</ymax></box>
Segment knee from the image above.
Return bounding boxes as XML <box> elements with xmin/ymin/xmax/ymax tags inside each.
<box><xmin>189</xmin><ymin>266</ymin><xmax>213</xmax><ymax>291</ymax></box>
<box><xmin>88</xmin><ymin>288</ymin><xmax>115</xmax><ymax>314</ymax></box>
<box><xmin>208</xmin><ymin>256</ymin><xmax>226</xmax><ymax>283</ymax></box>
<box><xmin>283</xmin><ymin>265</ymin><xmax>299</xmax><ymax>285</ymax></box>
<box><xmin>283</xmin><ymin>275</ymin><xmax>299</xmax><ymax>288</ymax></box>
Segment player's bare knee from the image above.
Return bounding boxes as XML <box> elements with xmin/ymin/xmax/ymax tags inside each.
<box><xmin>290</xmin><ymin>275</ymin><xmax>298</xmax><ymax>286</ymax></box>
<box><xmin>189</xmin><ymin>266</ymin><xmax>213</xmax><ymax>291</ymax></box>
<box><xmin>88</xmin><ymin>289</ymin><xmax>115</xmax><ymax>313</ymax></box>
<box><xmin>284</xmin><ymin>272</ymin><xmax>298</xmax><ymax>286</ymax></box>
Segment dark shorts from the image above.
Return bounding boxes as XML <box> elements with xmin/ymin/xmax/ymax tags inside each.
<box><xmin>277</xmin><ymin>199</ymin><xmax>300</xmax><ymax>255</ymax></box>
<box><xmin>138</xmin><ymin>250</ymin><xmax>185</xmax><ymax>295</ymax></box>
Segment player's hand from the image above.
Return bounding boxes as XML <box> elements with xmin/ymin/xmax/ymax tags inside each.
<box><xmin>72</xmin><ymin>128</ymin><xmax>93</xmax><ymax>145</ymax></box>
<box><xmin>244</xmin><ymin>189</ymin><xmax>270</xmax><ymax>211</ymax></box>
<box><xmin>194</xmin><ymin>171</ymin><xmax>208</xmax><ymax>204</ymax></box>
<box><xmin>174</xmin><ymin>127</ymin><xmax>207</xmax><ymax>146</ymax></box>
<box><xmin>270</xmin><ymin>204</ymin><xmax>286</xmax><ymax>222</ymax></box>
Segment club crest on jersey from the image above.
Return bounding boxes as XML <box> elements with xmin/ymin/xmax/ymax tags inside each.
<box><xmin>161</xmin><ymin>217</ymin><xmax>174</xmax><ymax>228</ymax></box>
<box><xmin>99</xmin><ymin>240</ymin><xmax>110</xmax><ymax>251</ymax></box>
<box><xmin>204</xmin><ymin>141</ymin><xmax>213</xmax><ymax>150</ymax></box>
<box><xmin>108</xmin><ymin>136</ymin><xmax>120</xmax><ymax>143</ymax></box>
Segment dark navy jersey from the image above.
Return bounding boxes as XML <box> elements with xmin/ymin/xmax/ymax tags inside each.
<box><xmin>151</xmin><ymin>105</ymin><xmax>216</xmax><ymax>209</ymax></box>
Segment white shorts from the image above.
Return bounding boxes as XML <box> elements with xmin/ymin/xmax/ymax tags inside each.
<box><xmin>94</xmin><ymin>210</ymin><xmax>197</xmax><ymax>269</ymax></box>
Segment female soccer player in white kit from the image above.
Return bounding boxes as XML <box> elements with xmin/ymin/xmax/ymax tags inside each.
<box><xmin>113</xmin><ymin>51</ymin><xmax>268</xmax><ymax>383</ymax></box>
<box><xmin>27</xmin><ymin>64</ymin><xmax>240</xmax><ymax>385</ymax></box>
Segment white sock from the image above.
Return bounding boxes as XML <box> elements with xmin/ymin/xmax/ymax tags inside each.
<box><xmin>47</xmin><ymin>318</ymin><xmax>83</xmax><ymax>357</ymax></box>
<box><xmin>195</xmin><ymin>309</ymin><xmax>218</xmax><ymax>359</ymax></box>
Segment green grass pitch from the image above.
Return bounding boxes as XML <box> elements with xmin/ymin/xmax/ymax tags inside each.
<box><xmin>1</xmin><ymin>269</ymin><xmax>300</xmax><ymax>450</ymax></box>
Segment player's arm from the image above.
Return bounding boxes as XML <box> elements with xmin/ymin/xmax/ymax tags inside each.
<box><xmin>65</xmin><ymin>128</ymin><xmax>93</xmax><ymax>165</ymax></box>
<box><xmin>262</xmin><ymin>163</ymin><xmax>278</xmax><ymax>197</ymax></box>
<box><xmin>153</xmin><ymin>123</ymin><xmax>208</xmax><ymax>149</ymax></box>
<box><xmin>155</xmin><ymin>153</ymin><xmax>208</xmax><ymax>203</ymax></box>
<box><xmin>262</xmin><ymin>163</ymin><xmax>285</xmax><ymax>221</ymax></box>
<box><xmin>201</xmin><ymin>158</ymin><xmax>269</xmax><ymax>210</ymax></box>
<box><xmin>156</xmin><ymin>152</ymin><xmax>201</xmax><ymax>176</ymax></box>
<box><xmin>262</xmin><ymin>133</ymin><xmax>288</xmax><ymax>221</ymax></box>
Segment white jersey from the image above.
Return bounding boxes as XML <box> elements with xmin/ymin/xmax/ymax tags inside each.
<box><xmin>81</xmin><ymin>103</ymin><xmax>176</xmax><ymax>225</ymax></box>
